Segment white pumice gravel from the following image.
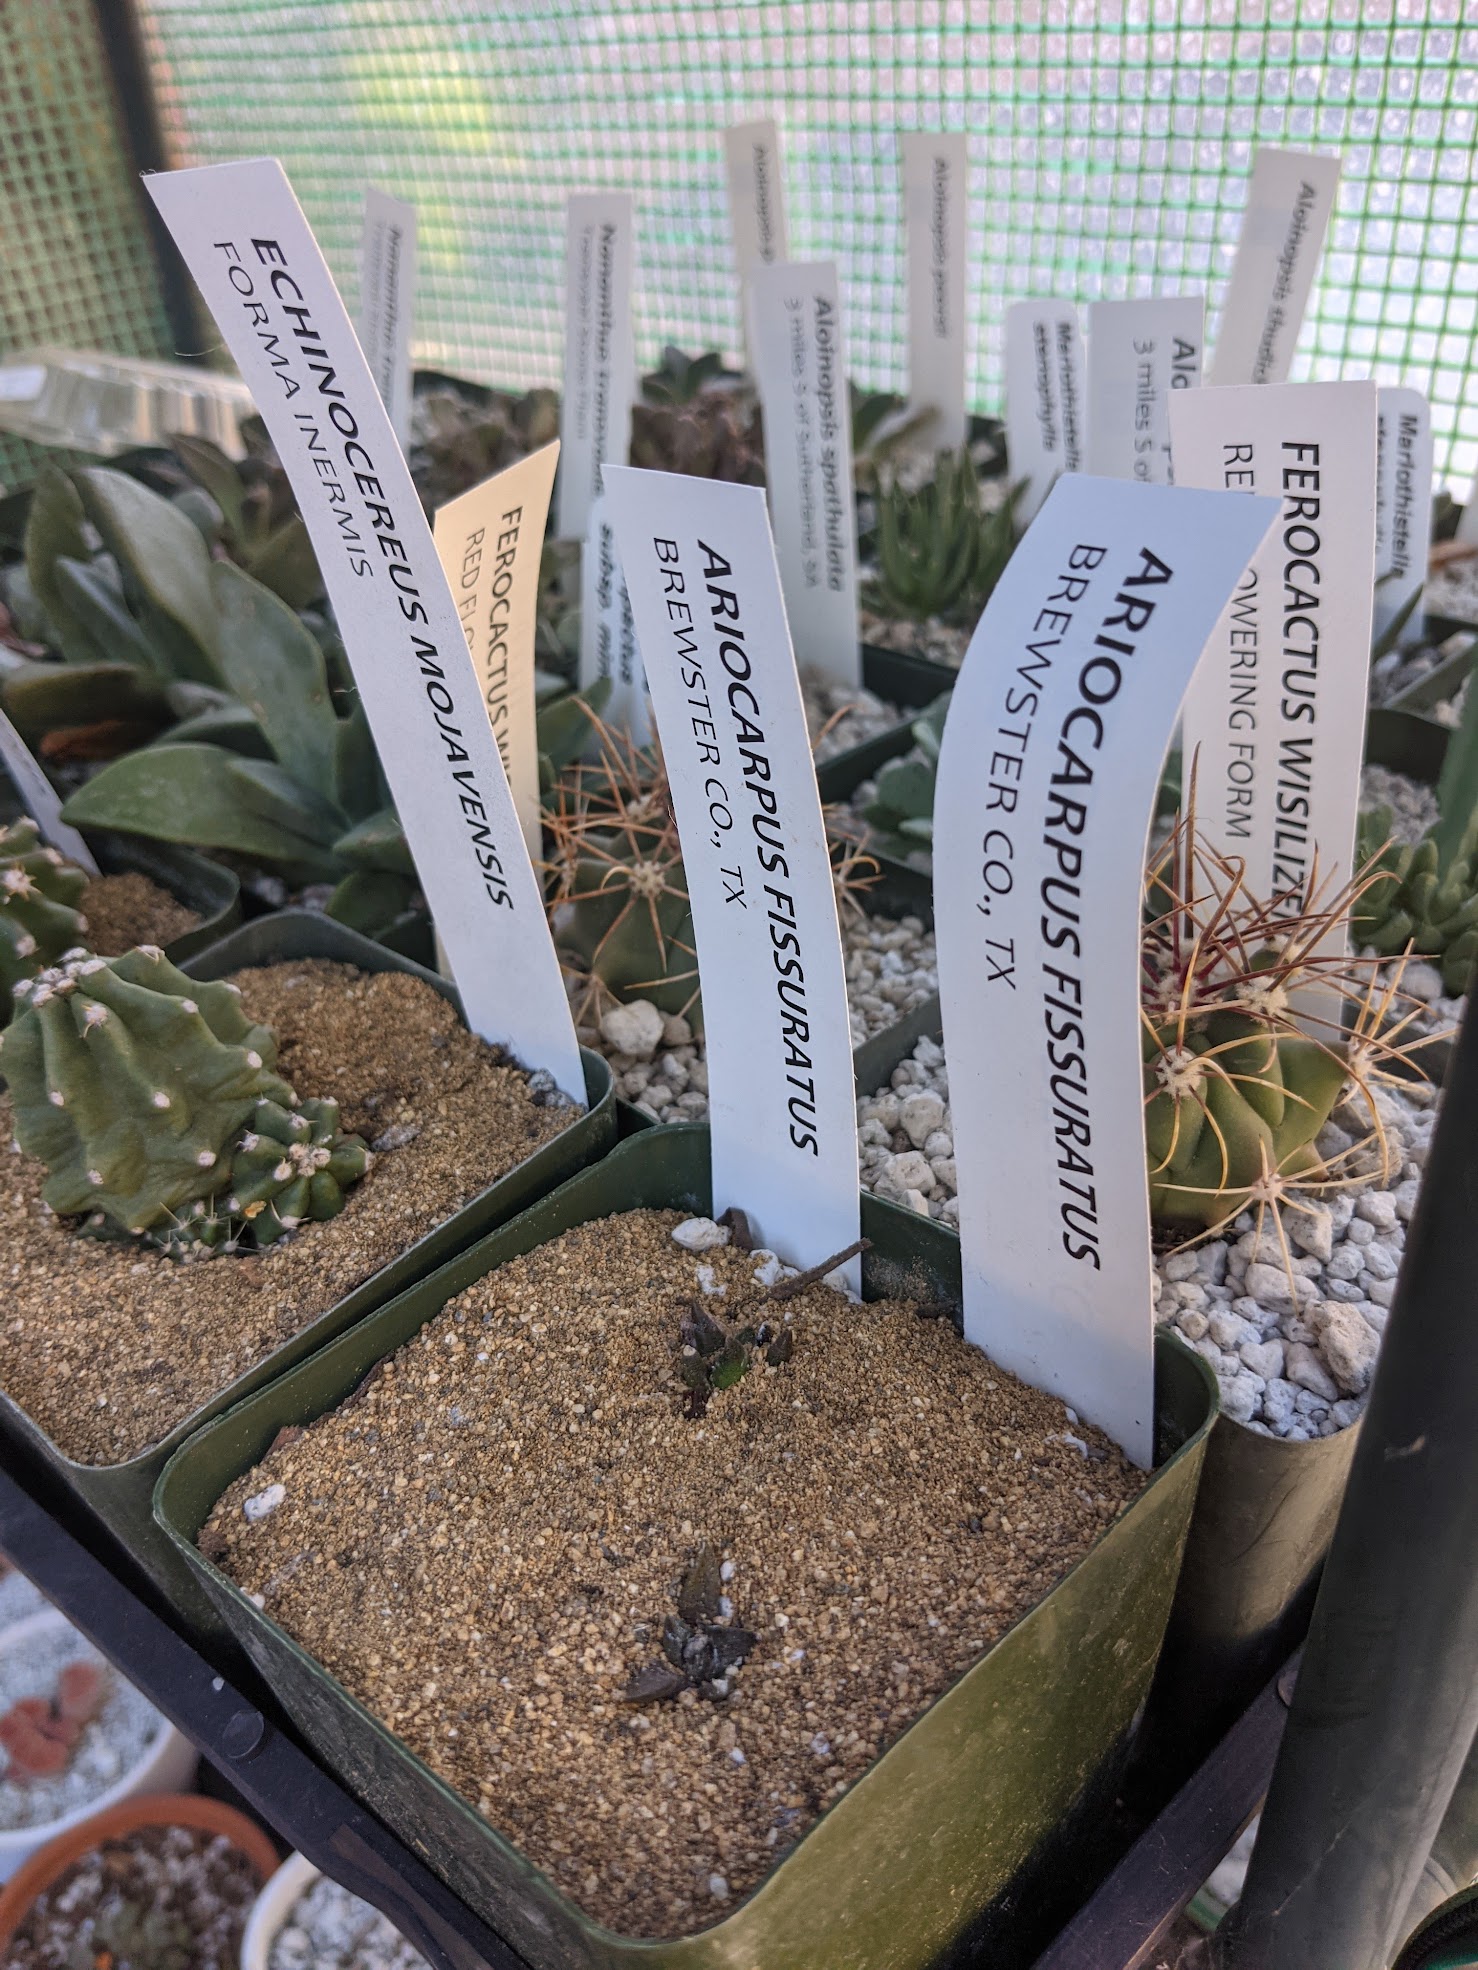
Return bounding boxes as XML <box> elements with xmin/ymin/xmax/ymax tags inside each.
<box><xmin>269</xmin><ymin>1872</ymin><xmax>430</xmax><ymax>1970</ymax></box>
<box><xmin>1360</xmin><ymin>762</ymin><xmax>1439</xmax><ymax>845</ymax></box>
<box><xmin>0</xmin><ymin>1620</ymin><xmax>163</xmax><ymax>1829</ymax></box>
<box><xmin>576</xmin><ymin>910</ymin><xmax>937</xmax><ymax>1122</ymax></box>
<box><xmin>856</xmin><ymin>1042</ymin><xmax>1439</xmax><ymax>1439</ymax></box>
<box><xmin>0</xmin><ymin>1563</ymin><xmax>48</xmax><ymax>1632</ymax></box>
<box><xmin>803</xmin><ymin>674</ymin><xmax>909</xmax><ymax>761</ymax></box>
<box><xmin>1369</xmin><ymin>627</ymin><xmax>1474</xmax><ymax>719</ymax></box>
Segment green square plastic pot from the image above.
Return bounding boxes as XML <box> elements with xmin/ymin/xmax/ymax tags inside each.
<box><xmin>0</xmin><ymin>909</ymin><xmax>613</xmax><ymax>1637</ymax></box>
<box><xmin>155</xmin><ymin>1125</ymin><xmax>1215</xmax><ymax>1970</ymax></box>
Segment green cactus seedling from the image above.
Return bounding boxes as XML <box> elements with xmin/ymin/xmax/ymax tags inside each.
<box><xmin>1</xmin><ymin>945</ymin><xmax>370</xmax><ymax>1256</ymax></box>
<box><xmin>0</xmin><ymin>819</ymin><xmax>90</xmax><ymax>1014</ymax></box>
<box><xmin>1353</xmin><ymin>807</ymin><xmax>1478</xmax><ymax>995</ymax></box>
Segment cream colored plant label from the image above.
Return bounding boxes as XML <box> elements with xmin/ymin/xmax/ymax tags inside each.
<box><xmin>724</xmin><ymin>119</ymin><xmax>790</xmax><ymax>289</ymax></box>
<box><xmin>902</xmin><ymin>131</ymin><xmax>969</xmax><ymax>452</ymax></box>
<box><xmin>1003</xmin><ymin>299</ymin><xmax>1085</xmax><ymax>524</ymax></box>
<box><xmin>579</xmin><ymin>495</ymin><xmax>651</xmax><ymax>746</ymax></box>
<box><xmin>934</xmin><ymin>476</ymin><xmax>1279</xmax><ymax>1464</ymax></box>
<box><xmin>1170</xmin><ymin>383</ymin><xmax>1378</xmax><ymax>965</ymax></box>
<box><xmin>749</xmin><ymin>259</ymin><xmax>860</xmax><ymax>687</ymax></box>
<box><xmin>147</xmin><ymin>159</ymin><xmax>584</xmax><ymax>1099</ymax></box>
<box><xmin>1086</xmin><ymin>296</ymin><xmax>1204</xmax><ymax>484</ymax></box>
<box><xmin>433</xmin><ymin>442</ymin><xmax>559</xmax><ymax>859</ymax></box>
<box><xmin>556</xmin><ymin>192</ymin><xmax>636</xmax><ymax>542</ymax></box>
<box><xmin>358</xmin><ymin>188</ymin><xmax>416</xmax><ymax>451</ymax></box>
<box><xmin>604</xmin><ymin>465</ymin><xmax>860</xmax><ymax>1285</ymax></box>
<box><xmin>1208</xmin><ymin>149</ymin><xmax>1340</xmax><ymax>387</ymax></box>
<box><xmin>0</xmin><ymin>708</ymin><xmax>98</xmax><ymax>871</ymax></box>
<box><xmin>1374</xmin><ymin>388</ymin><xmax>1433</xmax><ymax>647</ymax></box>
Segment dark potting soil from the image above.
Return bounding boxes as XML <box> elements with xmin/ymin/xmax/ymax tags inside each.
<box><xmin>204</xmin><ymin>1208</ymin><xmax>1143</xmax><ymax>1939</ymax></box>
<box><xmin>77</xmin><ymin>872</ymin><xmax>200</xmax><ymax>957</ymax></box>
<box><xmin>0</xmin><ymin>960</ymin><xmax>575</xmax><ymax>1465</ymax></box>
<box><xmin>6</xmin><ymin>1822</ymin><xmax>260</xmax><ymax>1969</ymax></box>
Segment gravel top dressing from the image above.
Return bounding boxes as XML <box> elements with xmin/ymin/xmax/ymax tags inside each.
<box><xmin>803</xmin><ymin>674</ymin><xmax>908</xmax><ymax>762</ymax></box>
<box><xmin>0</xmin><ymin>1559</ymin><xmax>48</xmax><ymax>1631</ymax></box>
<box><xmin>270</xmin><ymin>1874</ymin><xmax>430</xmax><ymax>1970</ymax></box>
<box><xmin>0</xmin><ymin>961</ymin><xmax>574</xmax><ymax>1466</ymax></box>
<box><xmin>77</xmin><ymin>872</ymin><xmax>201</xmax><ymax>957</ymax></box>
<box><xmin>6</xmin><ymin>1823</ymin><xmax>259</xmax><ymax>1968</ymax></box>
<box><xmin>0</xmin><ymin>1622</ymin><xmax>161</xmax><ymax>1829</ymax></box>
<box><xmin>202</xmin><ymin>1208</ymin><xmax>1142</xmax><ymax>1940</ymax></box>
<box><xmin>586</xmin><ymin>908</ymin><xmax>938</xmax><ymax>1125</ymax></box>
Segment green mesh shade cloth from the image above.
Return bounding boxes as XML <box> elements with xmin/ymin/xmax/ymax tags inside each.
<box><xmin>11</xmin><ymin>0</ymin><xmax>1477</xmax><ymax>497</ymax></box>
<box><xmin>0</xmin><ymin>0</ymin><xmax>178</xmax><ymax>487</ymax></box>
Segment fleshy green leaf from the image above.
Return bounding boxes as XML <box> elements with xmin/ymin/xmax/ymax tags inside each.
<box><xmin>61</xmin><ymin>742</ymin><xmax>341</xmax><ymax>876</ymax></box>
<box><xmin>73</xmin><ymin>467</ymin><xmax>223</xmax><ymax>686</ymax></box>
<box><xmin>210</xmin><ymin>560</ymin><xmax>340</xmax><ymax>793</ymax></box>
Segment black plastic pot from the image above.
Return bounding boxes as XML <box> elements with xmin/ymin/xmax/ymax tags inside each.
<box><xmin>155</xmin><ymin>1125</ymin><xmax>1216</xmax><ymax>1970</ymax></box>
<box><xmin>0</xmin><ymin>910</ymin><xmax>614</xmax><ymax>1637</ymax></box>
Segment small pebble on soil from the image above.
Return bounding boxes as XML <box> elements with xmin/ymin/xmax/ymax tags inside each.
<box><xmin>0</xmin><ymin>1619</ymin><xmax>163</xmax><ymax>1829</ymax></box>
<box><xmin>803</xmin><ymin>675</ymin><xmax>908</xmax><ymax>762</ymax></box>
<box><xmin>203</xmin><ymin>1208</ymin><xmax>1142</xmax><ymax>1939</ymax></box>
<box><xmin>270</xmin><ymin>1873</ymin><xmax>430</xmax><ymax>1970</ymax></box>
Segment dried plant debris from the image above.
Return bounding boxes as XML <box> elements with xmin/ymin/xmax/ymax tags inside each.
<box><xmin>203</xmin><ymin>1209</ymin><xmax>1142</xmax><ymax>1940</ymax></box>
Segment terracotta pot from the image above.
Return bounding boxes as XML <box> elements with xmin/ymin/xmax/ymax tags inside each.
<box><xmin>0</xmin><ymin>1791</ymin><xmax>279</xmax><ymax>1953</ymax></box>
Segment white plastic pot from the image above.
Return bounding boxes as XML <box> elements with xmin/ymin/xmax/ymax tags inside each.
<box><xmin>240</xmin><ymin>1851</ymin><xmax>320</xmax><ymax>1970</ymax></box>
<box><xmin>0</xmin><ymin>1608</ymin><xmax>197</xmax><ymax>1880</ymax></box>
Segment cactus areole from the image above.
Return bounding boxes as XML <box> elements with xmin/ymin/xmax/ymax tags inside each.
<box><xmin>0</xmin><ymin>946</ymin><xmax>370</xmax><ymax>1257</ymax></box>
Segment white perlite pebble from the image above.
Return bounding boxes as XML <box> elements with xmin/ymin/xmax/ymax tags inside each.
<box><xmin>899</xmin><ymin>1089</ymin><xmax>947</xmax><ymax>1147</ymax></box>
<box><xmin>599</xmin><ymin>998</ymin><xmax>666</xmax><ymax>1061</ymax></box>
<box><xmin>671</xmin><ymin>1217</ymin><xmax>731</xmax><ymax>1254</ymax></box>
<box><xmin>244</xmin><ymin>1482</ymin><xmax>286</xmax><ymax>1522</ymax></box>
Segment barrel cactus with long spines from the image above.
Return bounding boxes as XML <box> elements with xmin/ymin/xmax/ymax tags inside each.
<box><xmin>1143</xmin><ymin>997</ymin><xmax>1349</xmax><ymax>1229</ymax></box>
<box><xmin>1140</xmin><ymin>799</ymin><xmax>1412</xmax><ymax>1240</ymax></box>
<box><xmin>0</xmin><ymin>945</ymin><xmax>370</xmax><ymax>1256</ymax></box>
<box><xmin>0</xmin><ymin>820</ymin><xmax>90</xmax><ymax>1016</ymax></box>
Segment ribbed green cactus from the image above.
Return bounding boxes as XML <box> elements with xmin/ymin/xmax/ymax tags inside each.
<box><xmin>1141</xmin><ymin>804</ymin><xmax>1406</xmax><ymax>1238</ymax></box>
<box><xmin>1353</xmin><ymin>807</ymin><xmax>1478</xmax><ymax>995</ymax></box>
<box><xmin>0</xmin><ymin>946</ymin><xmax>370</xmax><ymax>1254</ymax></box>
<box><xmin>545</xmin><ymin>724</ymin><xmax>699</xmax><ymax>1025</ymax></box>
<box><xmin>0</xmin><ymin>820</ymin><xmax>90</xmax><ymax>1015</ymax></box>
<box><xmin>1143</xmin><ymin>1001</ymin><xmax>1349</xmax><ymax>1229</ymax></box>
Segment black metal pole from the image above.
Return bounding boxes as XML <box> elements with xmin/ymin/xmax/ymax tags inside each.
<box><xmin>1211</xmin><ymin>997</ymin><xmax>1478</xmax><ymax>1970</ymax></box>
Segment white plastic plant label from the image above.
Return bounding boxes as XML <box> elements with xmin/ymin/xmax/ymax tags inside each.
<box><xmin>1208</xmin><ymin>148</ymin><xmax>1341</xmax><ymax>387</ymax></box>
<box><xmin>579</xmin><ymin>495</ymin><xmax>651</xmax><ymax>747</ymax></box>
<box><xmin>748</xmin><ymin>259</ymin><xmax>861</xmax><ymax>687</ymax></box>
<box><xmin>358</xmin><ymin>188</ymin><xmax>416</xmax><ymax>451</ymax></box>
<box><xmin>902</xmin><ymin>131</ymin><xmax>970</xmax><ymax>452</ymax></box>
<box><xmin>1374</xmin><ymin>387</ymin><xmax>1433</xmax><ymax>648</ymax></box>
<box><xmin>1003</xmin><ymin>299</ymin><xmax>1085</xmax><ymax>525</ymax></box>
<box><xmin>0</xmin><ymin>708</ymin><xmax>99</xmax><ymax>871</ymax></box>
<box><xmin>433</xmin><ymin>442</ymin><xmax>559</xmax><ymax>859</ymax></box>
<box><xmin>933</xmin><ymin>474</ymin><xmax>1280</xmax><ymax>1465</ymax></box>
<box><xmin>724</xmin><ymin>118</ymin><xmax>790</xmax><ymax>291</ymax></box>
<box><xmin>603</xmin><ymin>464</ymin><xmax>861</xmax><ymax>1286</ymax></box>
<box><xmin>1085</xmin><ymin>295</ymin><xmax>1204</xmax><ymax>484</ymax></box>
<box><xmin>556</xmin><ymin>192</ymin><xmax>636</xmax><ymax>542</ymax></box>
<box><xmin>147</xmin><ymin>159</ymin><xmax>584</xmax><ymax>1100</ymax></box>
<box><xmin>1170</xmin><ymin>382</ymin><xmax>1378</xmax><ymax>967</ymax></box>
